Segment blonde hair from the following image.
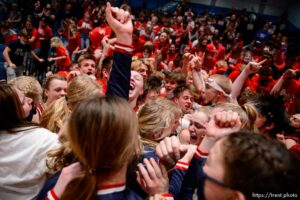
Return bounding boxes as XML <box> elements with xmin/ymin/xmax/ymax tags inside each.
<box><xmin>61</xmin><ymin>96</ymin><xmax>140</xmax><ymax>200</ymax></box>
<box><xmin>67</xmin><ymin>75</ymin><xmax>102</xmax><ymax>108</ymax></box>
<box><xmin>214</xmin><ymin>103</ymin><xmax>253</xmax><ymax>130</ymax></box>
<box><xmin>209</xmin><ymin>74</ymin><xmax>232</xmax><ymax>95</ymax></box>
<box><xmin>131</xmin><ymin>59</ymin><xmax>153</xmax><ymax>75</ymax></box>
<box><xmin>40</xmin><ymin>97</ymin><xmax>70</xmax><ymax>132</ymax></box>
<box><xmin>9</xmin><ymin>76</ymin><xmax>41</xmax><ymax>102</ymax></box>
<box><xmin>138</xmin><ymin>98</ymin><xmax>182</xmax><ymax>146</ymax></box>
<box><xmin>51</xmin><ymin>36</ymin><xmax>64</xmax><ymax>48</ymax></box>
<box><xmin>46</xmin><ymin>75</ymin><xmax>102</xmax><ymax>172</ymax></box>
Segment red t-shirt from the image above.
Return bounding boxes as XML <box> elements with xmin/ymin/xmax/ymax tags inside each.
<box><xmin>249</xmin><ymin>75</ymin><xmax>276</xmax><ymax>93</ymax></box>
<box><xmin>77</xmin><ymin>19</ymin><xmax>93</xmax><ymax>34</ymax></box>
<box><xmin>55</xmin><ymin>47</ymin><xmax>71</xmax><ymax>71</ymax></box>
<box><xmin>279</xmin><ymin>79</ymin><xmax>300</xmax><ymax>115</ymax></box>
<box><xmin>38</xmin><ymin>26</ymin><xmax>53</xmax><ymax>41</ymax></box>
<box><xmin>67</xmin><ymin>33</ymin><xmax>81</xmax><ymax>54</ymax></box>
<box><xmin>30</xmin><ymin>28</ymin><xmax>40</xmax><ymax>49</ymax></box>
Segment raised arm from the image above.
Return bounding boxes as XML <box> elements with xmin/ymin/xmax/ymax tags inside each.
<box><xmin>105</xmin><ymin>2</ymin><xmax>133</xmax><ymax>100</ymax></box>
<box><xmin>231</xmin><ymin>60</ymin><xmax>266</xmax><ymax>104</ymax></box>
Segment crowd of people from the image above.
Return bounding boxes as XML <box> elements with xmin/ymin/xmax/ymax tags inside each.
<box><xmin>0</xmin><ymin>0</ymin><xmax>300</xmax><ymax>199</ymax></box>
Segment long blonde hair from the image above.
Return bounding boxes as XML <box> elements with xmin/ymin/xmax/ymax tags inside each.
<box><xmin>61</xmin><ymin>96</ymin><xmax>140</xmax><ymax>200</ymax></box>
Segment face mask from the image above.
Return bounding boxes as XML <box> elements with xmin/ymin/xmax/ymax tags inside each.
<box><xmin>25</xmin><ymin>107</ymin><xmax>37</xmax><ymax>122</ymax></box>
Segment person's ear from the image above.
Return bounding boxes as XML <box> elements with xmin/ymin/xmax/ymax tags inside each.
<box><xmin>44</xmin><ymin>89</ymin><xmax>49</xmax><ymax>98</ymax></box>
<box><xmin>231</xmin><ymin>191</ymin><xmax>246</xmax><ymax>200</ymax></box>
<box><xmin>174</xmin><ymin>98</ymin><xmax>179</xmax><ymax>104</ymax></box>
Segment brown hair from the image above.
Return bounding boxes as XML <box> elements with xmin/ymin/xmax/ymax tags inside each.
<box><xmin>222</xmin><ymin>131</ymin><xmax>300</xmax><ymax>198</ymax></box>
<box><xmin>44</xmin><ymin>74</ymin><xmax>67</xmax><ymax>90</ymax></box>
<box><xmin>66</xmin><ymin>75</ymin><xmax>101</xmax><ymax>108</ymax></box>
<box><xmin>61</xmin><ymin>96</ymin><xmax>140</xmax><ymax>200</ymax></box>
<box><xmin>0</xmin><ymin>84</ymin><xmax>33</xmax><ymax>132</ymax></box>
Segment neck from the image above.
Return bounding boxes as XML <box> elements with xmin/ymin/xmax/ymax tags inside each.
<box><xmin>97</xmin><ymin>165</ymin><xmax>127</xmax><ymax>187</ymax></box>
<box><xmin>129</xmin><ymin>97</ymin><xmax>138</xmax><ymax>109</ymax></box>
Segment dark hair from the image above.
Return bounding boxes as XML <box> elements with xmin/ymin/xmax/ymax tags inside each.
<box><xmin>138</xmin><ymin>75</ymin><xmax>162</xmax><ymax>102</ymax></box>
<box><xmin>100</xmin><ymin>56</ymin><xmax>113</xmax><ymax>78</ymax></box>
<box><xmin>222</xmin><ymin>131</ymin><xmax>300</xmax><ymax>198</ymax></box>
<box><xmin>78</xmin><ymin>53</ymin><xmax>96</xmax><ymax>67</ymax></box>
<box><xmin>0</xmin><ymin>84</ymin><xmax>33</xmax><ymax>132</ymax></box>
<box><xmin>173</xmin><ymin>84</ymin><xmax>194</xmax><ymax>99</ymax></box>
<box><xmin>251</xmin><ymin>94</ymin><xmax>290</xmax><ymax>137</ymax></box>
<box><xmin>164</xmin><ymin>71</ymin><xmax>185</xmax><ymax>85</ymax></box>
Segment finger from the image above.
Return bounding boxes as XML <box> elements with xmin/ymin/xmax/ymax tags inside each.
<box><xmin>258</xmin><ymin>59</ymin><xmax>267</xmax><ymax>65</ymax></box>
<box><xmin>119</xmin><ymin>9</ymin><xmax>125</xmax><ymax>23</ymax></box>
<box><xmin>124</xmin><ymin>11</ymin><xmax>130</xmax><ymax>23</ymax></box>
<box><xmin>159</xmin><ymin>140</ymin><xmax>175</xmax><ymax>166</ymax></box>
<box><xmin>144</xmin><ymin>158</ymin><xmax>156</xmax><ymax>180</ymax></box>
<box><xmin>136</xmin><ymin>171</ymin><xmax>146</xmax><ymax>188</ymax></box>
<box><xmin>137</xmin><ymin>163</ymin><xmax>152</xmax><ymax>183</ymax></box>
<box><xmin>156</xmin><ymin>145</ymin><xmax>163</xmax><ymax>159</ymax></box>
<box><xmin>159</xmin><ymin>162</ymin><xmax>168</xmax><ymax>179</ymax></box>
<box><xmin>105</xmin><ymin>2</ymin><xmax>114</xmax><ymax>25</ymax></box>
<box><xmin>164</xmin><ymin>137</ymin><xmax>173</xmax><ymax>157</ymax></box>
<box><xmin>171</xmin><ymin>136</ymin><xmax>180</xmax><ymax>160</ymax></box>
<box><xmin>149</xmin><ymin>158</ymin><xmax>162</xmax><ymax>178</ymax></box>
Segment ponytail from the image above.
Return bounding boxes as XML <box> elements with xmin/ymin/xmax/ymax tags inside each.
<box><xmin>61</xmin><ymin>171</ymin><xmax>97</xmax><ymax>200</ymax></box>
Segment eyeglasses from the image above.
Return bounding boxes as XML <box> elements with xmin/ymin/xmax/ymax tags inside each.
<box><xmin>203</xmin><ymin>171</ymin><xmax>230</xmax><ymax>188</ymax></box>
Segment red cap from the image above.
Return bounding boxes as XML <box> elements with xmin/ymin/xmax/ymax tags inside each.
<box><xmin>206</xmin><ymin>43</ymin><xmax>216</xmax><ymax>52</ymax></box>
<box><xmin>89</xmin><ymin>26</ymin><xmax>112</xmax><ymax>48</ymax></box>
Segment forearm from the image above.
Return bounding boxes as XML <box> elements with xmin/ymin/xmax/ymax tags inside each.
<box><xmin>3</xmin><ymin>49</ymin><xmax>13</xmax><ymax>65</ymax></box>
<box><xmin>192</xmin><ymin>69</ymin><xmax>205</xmax><ymax>93</ymax></box>
<box><xmin>51</xmin><ymin>56</ymin><xmax>66</xmax><ymax>61</ymax></box>
<box><xmin>31</xmin><ymin>51</ymin><xmax>42</xmax><ymax>61</ymax></box>
<box><xmin>231</xmin><ymin>70</ymin><xmax>249</xmax><ymax>102</ymax></box>
<box><xmin>270</xmin><ymin>77</ymin><xmax>285</xmax><ymax>96</ymax></box>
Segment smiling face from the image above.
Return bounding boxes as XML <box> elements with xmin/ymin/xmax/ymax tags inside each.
<box><xmin>188</xmin><ymin>111</ymin><xmax>209</xmax><ymax>145</ymax></box>
<box><xmin>129</xmin><ymin>71</ymin><xmax>144</xmax><ymax>100</ymax></box>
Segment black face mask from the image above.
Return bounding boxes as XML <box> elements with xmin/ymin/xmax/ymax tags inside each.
<box><xmin>26</xmin><ymin>107</ymin><xmax>37</xmax><ymax>122</ymax></box>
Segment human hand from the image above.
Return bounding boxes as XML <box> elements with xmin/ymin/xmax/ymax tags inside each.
<box><xmin>156</xmin><ymin>136</ymin><xmax>188</xmax><ymax>169</ymax></box>
<box><xmin>53</xmin><ymin>162</ymin><xmax>83</xmax><ymax>198</ymax></box>
<box><xmin>282</xmin><ymin>69</ymin><xmax>296</xmax><ymax>80</ymax></box>
<box><xmin>105</xmin><ymin>2</ymin><xmax>132</xmax><ymax>45</ymax></box>
<box><xmin>9</xmin><ymin>63</ymin><xmax>16</xmax><ymax>68</ymax></box>
<box><xmin>206</xmin><ymin>110</ymin><xmax>242</xmax><ymax>139</ymax></box>
<box><xmin>244</xmin><ymin>59</ymin><xmax>266</xmax><ymax>75</ymax></box>
<box><xmin>136</xmin><ymin>158</ymin><xmax>169</xmax><ymax>196</ymax></box>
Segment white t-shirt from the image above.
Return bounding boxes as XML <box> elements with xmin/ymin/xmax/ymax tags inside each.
<box><xmin>0</xmin><ymin>127</ymin><xmax>60</xmax><ymax>200</ymax></box>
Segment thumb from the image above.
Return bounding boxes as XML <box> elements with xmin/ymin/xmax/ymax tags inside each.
<box><xmin>105</xmin><ymin>2</ymin><xmax>114</xmax><ymax>26</ymax></box>
<box><xmin>179</xmin><ymin>144</ymin><xmax>189</xmax><ymax>154</ymax></box>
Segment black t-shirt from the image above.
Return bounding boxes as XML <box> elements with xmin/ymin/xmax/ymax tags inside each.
<box><xmin>8</xmin><ymin>40</ymin><xmax>31</xmax><ymax>66</ymax></box>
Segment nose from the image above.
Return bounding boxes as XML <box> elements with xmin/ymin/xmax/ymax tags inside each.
<box><xmin>60</xmin><ymin>90</ymin><xmax>66</xmax><ymax>96</ymax></box>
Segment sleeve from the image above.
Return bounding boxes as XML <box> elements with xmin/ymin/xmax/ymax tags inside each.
<box><xmin>178</xmin><ymin>147</ymin><xmax>207</xmax><ymax>200</ymax></box>
<box><xmin>106</xmin><ymin>42</ymin><xmax>133</xmax><ymax>100</ymax></box>
<box><xmin>169</xmin><ymin>161</ymin><xmax>189</xmax><ymax>200</ymax></box>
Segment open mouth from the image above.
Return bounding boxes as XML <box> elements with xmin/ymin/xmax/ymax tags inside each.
<box><xmin>87</xmin><ymin>72</ymin><xmax>92</xmax><ymax>75</ymax></box>
<box><xmin>130</xmin><ymin>82</ymin><xmax>135</xmax><ymax>90</ymax></box>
